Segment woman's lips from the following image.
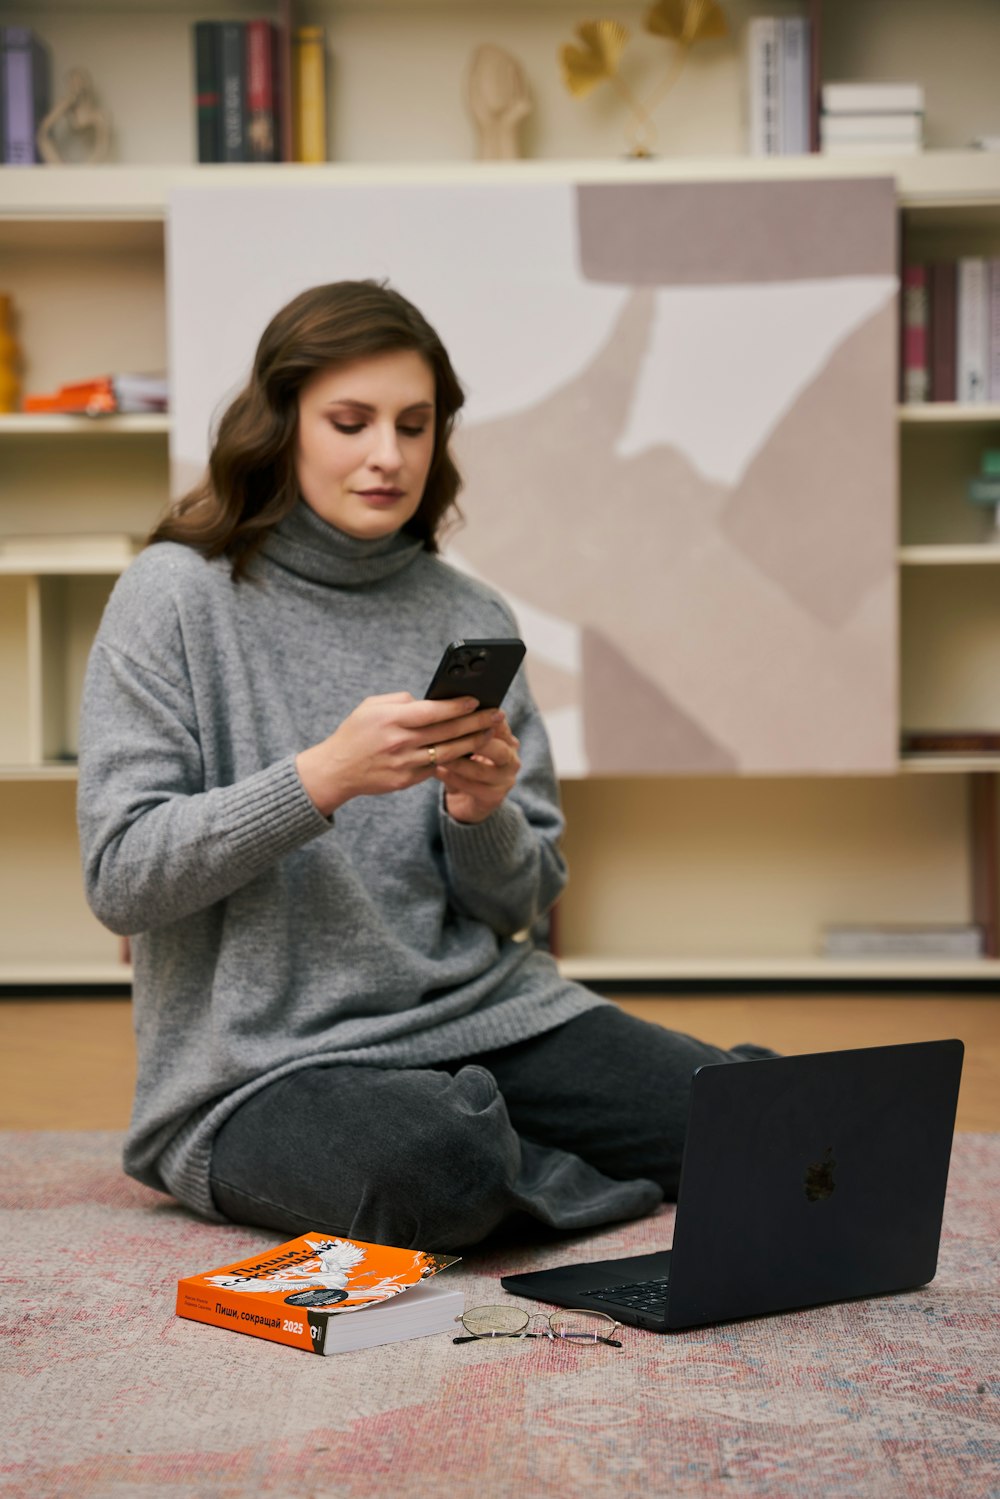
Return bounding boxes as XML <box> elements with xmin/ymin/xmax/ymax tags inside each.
<box><xmin>356</xmin><ymin>488</ymin><xmax>404</xmax><ymax>507</ymax></box>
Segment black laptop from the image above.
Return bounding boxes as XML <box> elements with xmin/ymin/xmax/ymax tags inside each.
<box><xmin>501</xmin><ymin>1039</ymin><xmax>964</xmax><ymax>1331</ymax></box>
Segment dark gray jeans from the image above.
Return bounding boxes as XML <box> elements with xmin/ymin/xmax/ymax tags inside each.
<box><xmin>209</xmin><ymin>1005</ymin><xmax>774</xmax><ymax>1252</ymax></box>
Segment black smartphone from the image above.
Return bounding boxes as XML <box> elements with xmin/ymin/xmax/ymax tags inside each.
<box><xmin>424</xmin><ymin>638</ymin><xmax>526</xmax><ymax>711</ymax></box>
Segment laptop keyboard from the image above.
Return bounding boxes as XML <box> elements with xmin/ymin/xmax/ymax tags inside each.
<box><xmin>584</xmin><ymin>1277</ymin><xmax>669</xmax><ymax>1314</ymax></box>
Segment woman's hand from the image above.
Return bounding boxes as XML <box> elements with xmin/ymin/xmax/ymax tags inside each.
<box><xmin>296</xmin><ymin>693</ymin><xmax>503</xmax><ymax>816</ymax></box>
<box><xmin>438</xmin><ymin>714</ymin><xmax>521</xmax><ymax>825</ymax></box>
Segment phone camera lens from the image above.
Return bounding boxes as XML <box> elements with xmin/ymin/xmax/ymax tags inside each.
<box><xmin>469</xmin><ymin>651</ymin><xmax>487</xmax><ymax>676</ymax></box>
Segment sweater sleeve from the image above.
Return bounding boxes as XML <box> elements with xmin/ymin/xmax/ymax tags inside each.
<box><xmin>438</xmin><ymin>659</ymin><xmax>568</xmax><ymax>938</ymax></box>
<box><xmin>77</xmin><ymin>562</ymin><xmax>331</xmax><ymax>936</ymax></box>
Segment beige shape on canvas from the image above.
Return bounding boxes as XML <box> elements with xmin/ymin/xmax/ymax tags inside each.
<box><xmin>453</xmin><ymin>285</ymin><xmax>895</xmax><ymax>773</ymax></box>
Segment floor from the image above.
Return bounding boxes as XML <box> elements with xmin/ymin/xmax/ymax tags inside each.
<box><xmin>1</xmin><ymin>990</ymin><xmax>997</xmax><ymax>1131</ymax></box>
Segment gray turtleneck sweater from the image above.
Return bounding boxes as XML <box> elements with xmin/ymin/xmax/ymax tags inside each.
<box><xmin>77</xmin><ymin>503</ymin><xmax>604</xmax><ymax>1220</ymax></box>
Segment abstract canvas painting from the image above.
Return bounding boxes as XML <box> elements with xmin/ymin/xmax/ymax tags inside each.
<box><xmin>169</xmin><ymin>175</ymin><xmax>897</xmax><ymax>775</ymax></box>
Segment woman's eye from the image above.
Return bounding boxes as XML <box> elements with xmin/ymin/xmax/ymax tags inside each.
<box><xmin>398</xmin><ymin>425</ymin><xmax>427</xmax><ymax>438</ymax></box>
<box><xmin>332</xmin><ymin>421</ymin><xmax>364</xmax><ymax>435</ymax></box>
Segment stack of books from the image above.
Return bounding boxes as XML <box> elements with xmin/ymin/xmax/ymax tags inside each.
<box><xmin>192</xmin><ymin>18</ymin><xmax>326</xmax><ymax>163</ymax></box>
<box><xmin>822</xmin><ymin>924</ymin><xmax>985</xmax><ymax>960</ymax></box>
<box><xmin>22</xmin><ymin>373</ymin><xmax>169</xmax><ymax>416</ymax></box>
<box><xmin>901</xmin><ymin>259</ymin><xmax>1000</xmax><ymax>404</ymax></box>
<box><xmin>820</xmin><ymin>81</ymin><xmax>923</xmax><ymax>156</ymax></box>
<box><xmin>901</xmin><ymin>731</ymin><xmax>1000</xmax><ymax>757</ymax></box>
<box><xmin>745</xmin><ymin>16</ymin><xmax>813</xmax><ymax>156</ymax></box>
<box><xmin>0</xmin><ymin>25</ymin><xmax>51</xmax><ymax>165</ymax></box>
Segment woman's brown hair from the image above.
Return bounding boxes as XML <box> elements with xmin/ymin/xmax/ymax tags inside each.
<box><xmin>149</xmin><ymin>280</ymin><xmax>465</xmax><ymax>576</ymax></box>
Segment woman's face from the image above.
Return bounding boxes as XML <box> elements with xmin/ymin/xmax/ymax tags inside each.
<box><xmin>294</xmin><ymin>349</ymin><xmax>437</xmax><ymax>540</ymax></box>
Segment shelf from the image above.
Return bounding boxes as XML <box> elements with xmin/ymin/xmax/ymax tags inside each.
<box><xmin>899</xmin><ymin>754</ymin><xmax>1000</xmax><ymax>774</ymax></box>
<box><xmin>4</xmin><ymin>953</ymin><xmax>1000</xmax><ymax>987</ymax></box>
<box><xmin>9</xmin><ymin>0</ymin><xmax>614</xmax><ymax>9</ymax></box>
<box><xmin>899</xmin><ymin>544</ymin><xmax>1000</xmax><ymax>565</ymax></box>
<box><xmin>0</xmin><ymin>962</ymin><xmax>131</xmax><ymax>986</ymax></box>
<box><xmin>899</xmin><ymin>404</ymin><xmax>1000</xmax><ymax>424</ymax></box>
<box><xmin>0</xmin><ymin>538</ymin><xmax>140</xmax><ymax>574</ymax></box>
<box><xmin>0</xmin><ymin>763</ymin><xmax>79</xmax><ymax>781</ymax></box>
<box><xmin>557</xmin><ymin>955</ymin><xmax>1000</xmax><ymax>982</ymax></box>
<box><xmin>0</xmin><ymin>414</ymin><xmax>170</xmax><ymax>436</ymax></box>
<box><xmin>2</xmin><ymin>152</ymin><xmax>999</xmax><ymax>228</ymax></box>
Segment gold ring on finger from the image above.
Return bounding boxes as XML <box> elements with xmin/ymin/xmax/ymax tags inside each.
<box><xmin>427</xmin><ymin>744</ymin><xmax>437</xmax><ymax>765</ymax></box>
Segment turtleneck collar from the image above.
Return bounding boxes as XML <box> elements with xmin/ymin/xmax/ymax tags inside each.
<box><xmin>260</xmin><ymin>500</ymin><xmax>425</xmax><ymax>588</ymax></box>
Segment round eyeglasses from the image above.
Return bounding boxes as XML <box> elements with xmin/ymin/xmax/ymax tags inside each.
<box><xmin>453</xmin><ymin>1305</ymin><xmax>622</xmax><ymax>1347</ymax></box>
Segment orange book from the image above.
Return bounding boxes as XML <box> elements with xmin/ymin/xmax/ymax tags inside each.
<box><xmin>176</xmin><ymin>1231</ymin><xmax>462</xmax><ymax>1355</ymax></box>
<box><xmin>23</xmin><ymin>377</ymin><xmax>117</xmax><ymax>414</ymax></box>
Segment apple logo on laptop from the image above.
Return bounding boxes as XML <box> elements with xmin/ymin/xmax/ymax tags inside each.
<box><xmin>804</xmin><ymin>1146</ymin><xmax>836</xmax><ymax>1202</ymax></box>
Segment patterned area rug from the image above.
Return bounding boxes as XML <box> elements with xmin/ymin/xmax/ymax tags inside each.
<box><xmin>1</xmin><ymin>1132</ymin><xmax>997</xmax><ymax>1499</ymax></box>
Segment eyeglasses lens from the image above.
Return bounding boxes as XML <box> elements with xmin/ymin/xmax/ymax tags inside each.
<box><xmin>549</xmin><ymin>1311</ymin><xmax>617</xmax><ymax>1342</ymax></box>
<box><xmin>461</xmin><ymin>1305</ymin><xmax>529</xmax><ymax>1337</ymax></box>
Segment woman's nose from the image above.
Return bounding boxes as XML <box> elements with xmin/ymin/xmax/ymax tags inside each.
<box><xmin>369</xmin><ymin>423</ymin><xmax>402</xmax><ymax>469</ymax></box>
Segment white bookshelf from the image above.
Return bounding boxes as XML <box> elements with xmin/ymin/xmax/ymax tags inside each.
<box><xmin>0</xmin><ymin>413</ymin><xmax>170</xmax><ymax>436</ymax></box>
<box><xmin>557</xmin><ymin>955</ymin><xmax>1000</xmax><ymax>982</ymax></box>
<box><xmin>899</xmin><ymin>544</ymin><xmax>1000</xmax><ymax>565</ymax></box>
<box><xmin>4</xmin><ymin>150</ymin><xmax>1000</xmax><ymax>226</ymax></box>
<box><xmin>1</xmin><ymin>2</ymin><xmax>999</xmax><ymax>986</ymax></box>
<box><xmin>899</xmin><ymin>404</ymin><xmax>1000</xmax><ymax>425</ymax></box>
<box><xmin>900</xmin><ymin>755</ymin><xmax>1000</xmax><ymax>775</ymax></box>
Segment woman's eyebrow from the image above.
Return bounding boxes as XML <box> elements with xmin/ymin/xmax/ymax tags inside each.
<box><xmin>324</xmin><ymin>399</ymin><xmax>434</xmax><ymax>414</ymax></box>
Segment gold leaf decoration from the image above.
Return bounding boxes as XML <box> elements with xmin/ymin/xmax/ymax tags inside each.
<box><xmin>643</xmin><ymin>0</ymin><xmax>728</xmax><ymax>46</ymax></box>
<box><xmin>559</xmin><ymin>19</ymin><xmax>630</xmax><ymax>98</ymax></box>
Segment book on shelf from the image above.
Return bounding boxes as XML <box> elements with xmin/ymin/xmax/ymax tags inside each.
<box><xmin>821</xmin><ymin>112</ymin><xmax>922</xmax><ymax>145</ymax></box>
<box><xmin>193</xmin><ymin>19</ymin><xmax>283</xmax><ymax>163</ymax></box>
<box><xmin>901</xmin><ymin>730</ymin><xmax>1000</xmax><ymax>754</ymax></box>
<box><xmin>22</xmin><ymin>373</ymin><xmax>168</xmax><ymax>416</ymax></box>
<box><xmin>900</xmin><ymin>258</ymin><xmax>1000</xmax><ymax>404</ymax></box>
<box><xmin>779</xmin><ymin>16</ymin><xmax>810</xmax><ymax>155</ymax></box>
<box><xmin>820</xmin><ymin>79</ymin><xmax>922</xmax><ymax>156</ymax></box>
<box><xmin>176</xmin><ymin>1232</ymin><xmax>462</xmax><ymax>1355</ymax></box>
<box><xmin>246</xmin><ymin>19</ymin><xmax>281</xmax><ymax>162</ymax></box>
<box><xmin>278</xmin><ymin>0</ymin><xmax>293</xmax><ymax>162</ymax></box>
<box><xmin>958</xmin><ymin>258</ymin><xmax>990</xmax><ymax>403</ymax></box>
<box><xmin>1</xmin><ymin>25</ymin><xmax>51</xmax><ymax>166</ymax></box>
<box><xmin>902</xmin><ymin>265</ymin><xmax>929</xmax><ymax>405</ymax></box>
<box><xmin>821</xmin><ymin>81</ymin><xmax>924</xmax><ymax>115</ymax></box>
<box><xmin>746</xmin><ymin>16</ymin><xmax>812</xmax><ymax>157</ymax></box>
<box><xmin>219</xmin><ymin>20</ymin><xmax>247</xmax><ymax>163</ymax></box>
<box><xmin>929</xmin><ymin>261</ymin><xmax>958</xmax><ymax>403</ymax></box>
<box><xmin>822</xmin><ymin>925</ymin><xmax>985</xmax><ymax>959</ymax></box>
<box><xmin>292</xmin><ymin>26</ymin><xmax>327</xmax><ymax>162</ymax></box>
<box><xmin>192</xmin><ymin>21</ymin><xmax>222</xmax><ymax>163</ymax></box>
<box><xmin>822</xmin><ymin>139</ymin><xmax>921</xmax><ymax>157</ymax></box>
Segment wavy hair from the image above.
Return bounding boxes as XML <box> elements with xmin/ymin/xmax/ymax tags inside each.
<box><xmin>149</xmin><ymin>280</ymin><xmax>466</xmax><ymax>576</ymax></box>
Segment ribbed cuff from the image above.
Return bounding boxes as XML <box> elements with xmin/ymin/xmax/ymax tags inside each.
<box><xmin>225</xmin><ymin>754</ymin><xmax>333</xmax><ymax>875</ymax></box>
<box><xmin>439</xmin><ymin>795</ymin><xmax>527</xmax><ymax>879</ymax></box>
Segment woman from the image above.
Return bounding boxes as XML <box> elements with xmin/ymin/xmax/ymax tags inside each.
<box><xmin>78</xmin><ymin>280</ymin><xmax>771</xmax><ymax>1251</ymax></box>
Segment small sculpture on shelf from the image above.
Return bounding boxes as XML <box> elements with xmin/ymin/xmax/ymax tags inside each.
<box><xmin>37</xmin><ymin>68</ymin><xmax>111</xmax><ymax>165</ymax></box>
<box><xmin>0</xmin><ymin>295</ymin><xmax>23</xmax><ymax>414</ymax></box>
<box><xmin>559</xmin><ymin>0</ymin><xmax>728</xmax><ymax>158</ymax></box>
<box><xmin>466</xmin><ymin>44</ymin><xmax>532</xmax><ymax>160</ymax></box>
<box><xmin>966</xmin><ymin>449</ymin><xmax>1000</xmax><ymax>538</ymax></box>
